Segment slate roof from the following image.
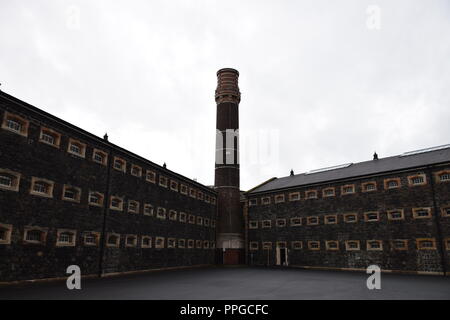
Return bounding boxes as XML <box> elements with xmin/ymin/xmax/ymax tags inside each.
<box><xmin>248</xmin><ymin>145</ymin><xmax>450</xmax><ymax>194</ymax></box>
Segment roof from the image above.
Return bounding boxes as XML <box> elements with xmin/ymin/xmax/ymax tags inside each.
<box><xmin>248</xmin><ymin>145</ymin><xmax>450</xmax><ymax>194</ymax></box>
<box><xmin>0</xmin><ymin>90</ymin><xmax>216</xmax><ymax>194</ymax></box>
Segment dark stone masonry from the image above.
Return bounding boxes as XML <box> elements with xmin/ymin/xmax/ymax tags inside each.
<box><xmin>0</xmin><ymin>68</ymin><xmax>449</xmax><ymax>283</ymax></box>
<box><xmin>0</xmin><ymin>91</ymin><xmax>217</xmax><ymax>282</ymax></box>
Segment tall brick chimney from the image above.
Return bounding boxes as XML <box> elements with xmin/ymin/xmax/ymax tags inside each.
<box><xmin>214</xmin><ymin>68</ymin><xmax>244</xmax><ymax>264</ymax></box>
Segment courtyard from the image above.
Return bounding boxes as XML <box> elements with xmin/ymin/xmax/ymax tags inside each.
<box><xmin>0</xmin><ymin>266</ymin><xmax>449</xmax><ymax>300</ymax></box>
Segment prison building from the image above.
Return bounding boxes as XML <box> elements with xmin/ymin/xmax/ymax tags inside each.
<box><xmin>0</xmin><ymin>91</ymin><xmax>218</xmax><ymax>282</ymax></box>
<box><xmin>245</xmin><ymin>148</ymin><xmax>450</xmax><ymax>275</ymax></box>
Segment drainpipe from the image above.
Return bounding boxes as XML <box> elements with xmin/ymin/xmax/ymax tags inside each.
<box><xmin>98</xmin><ymin>148</ymin><xmax>113</xmax><ymax>278</ymax></box>
<box><xmin>427</xmin><ymin>166</ymin><xmax>447</xmax><ymax>276</ymax></box>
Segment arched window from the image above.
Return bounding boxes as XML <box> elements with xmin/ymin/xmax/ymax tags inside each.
<box><xmin>2</xmin><ymin>112</ymin><xmax>29</xmax><ymax>136</ymax></box>
<box><xmin>30</xmin><ymin>178</ymin><xmax>54</xmax><ymax>198</ymax></box>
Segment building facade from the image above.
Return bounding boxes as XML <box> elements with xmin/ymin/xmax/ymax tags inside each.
<box><xmin>245</xmin><ymin>151</ymin><xmax>450</xmax><ymax>275</ymax></box>
<box><xmin>0</xmin><ymin>91</ymin><xmax>218</xmax><ymax>282</ymax></box>
<box><xmin>1</xmin><ymin>68</ymin><xmax>450</xmax><ymax>282</ymax></box>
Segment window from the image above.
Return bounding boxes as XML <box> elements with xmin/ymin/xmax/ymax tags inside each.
<box><xmin>305</xmin><ymin>190</ymin><xmax>317</xmax><ymax>199</ymax></box>
<box><xmin>30</xmin><ymin>177</ymin><xmax>54</xmax><ymax>198</ymax></box>
<box><xmin>323</xmin><ymin>188</ymin><xmax>335</xmax><ymax>197</ymax></box>
<box><xmin>2</xmin><ymin>112</ymin><xmax>29</xmax><ymax>136</ymax></box>
<box><xmin>39</xmin><ymin>128</ymin><xmax>61</xmax><ymax>148</ymax></box>
<box><xmin>387</xmin><ymin>209</ymin><xmax>404</xmax><ymax>221</ymax></box>
<box><xmin>187</xmin><ymin>239</ymin><xmax>194</xmax><ymax>249</ymax></box>
<box><xmin>445</xmin><ymin>238</ymin><xmax>450</xmax><ymax>251</ymax></box>
<box><xmin>412</xmin><ymin>207</ymin><xmax>432</xmax><ymax>219</ymax></box>
<box><xmin>324</xmin><ymin>215</ymin><xmax>337</xmax><ymax>224</ymax></box>
<box><xmin>0</xmin><ymin>169</ymin><xmax>21</xmax><ymax>192</ymax></box>
<box><xmin>307</xmin><ymin>216</ymin><xmax>319</xmax><ymax>225</ymax></box>
<box><xmin>196</xmin><ymin>240</ymin><xmax>202</xmax><ymax>249</ymax></box>
<box><xmin>188</xmin><ymin>214</ymin><xmax>195</xmax><ymax>224</ymax></box>
<box><xmin>141</xmin><ymin>236</ymin><xmax>152</xmax><ymax>248</ymax></box>
<box><xmin>113</xmin><ymin>157</ymin><xmax>126</xmax><ymax>173</ymax></box>
<box><xmin>341</xmin><ymin>184</ymin><xmax>355</xmax><ymax>195</ymax></box>
<box><xmin>155</xmin><ymin>237</ymin><xmax>165</xmax><ymax>249</ymax></box>
<box><xmin>159</xmin><ymin>176</ymin><xmax>168</xmax><ymax>188</ymax></box>
<box><xmin>198</xmin><ymin>191</ymin><xmax>204</xmax><ymax>200</ymax></box>
<box><xmin>408</xmin><ymin>174</ymin><xmax>427</xmax><ymax>186</ymax></box>
<box><xmin>179</xmin><ymin>212</ymin><xmax>187</xmax><ymax>223</ymax></box>
<box><xmin>276</xmin><ymin>219</ymin><xmax>286</xmax><ymax>227</ymax></box>
<box><xmin>125</xmin><ymin>235</ymin><xmax>137</xmax><ymax>247</ymax></box>
<box><xmin>261</xmin><ymin>197</ymin><xmax>271</xmax><ymax>205</ymax></box>
<box><xmin>83</xmin><ymin>232</ymin><xmax>99</xmax><ymax>246</ymax></box>
<box><xmin>131</xmin><ymin>165</ymin><xmax>142</xmax><ymax>177</ymax></box>
<box><xmin>128</xmin><ymin>200</ymin><xmax>140</xmax><ymax>214</ymax></box>
<box><xmin>343</xmin><ymin>213</ymin><xmax>358</xmax><ymax>223</ymax></box>
<box><xmin>249</xmin><ymin>220</ymin><xmax>258</xmax><ymax>229</ymax></box>
<box><xmin>197</xmin><ymin>216</ymin><xmax>203</xmax><ymax>226</ymax></box>
<box><xmin>180</xmin><ymin>184</ymin><xmax>188</xmax><ymax>195</ymax></box>
<box><xmin>189</xmin><ymin>188</ymin><xmax>196</xmax><ymax>198</ymax></box>
<box><xmin>262</xmin><ymin>220</ymin><xmax>272</xmax><ymax>228</ymax></box>
<box><xmin>106</xmin><ymin>233</ymin><xmax>120</xmax><ymax>247</ymax></box>
<box><xmin>275</xmin><ymin>194</ymin><xmax>285</xmax><ymax>203</ymax></box>
<box><xmin>211</xmin><ymin>197</ymin><xmax>217</xmax><ymax>205</ymax></box>
<box><xmin>211</xmin><ymin>220</ymin><xmax>216</xmax><ymax>228</ymax></box>
<box><xmin>384</xmin><ymin>178</ymin><xmax>401</xmax><ymax>189</ymax></box>
<box><xmin>67</xmin><ymin>139</ymin><xmax>86</xmax><ymax>158</ymax></box>
<box><xmin>88</xmin><ymin>192</ymin><xmax>104</xmax><ymax>207</ymax></box>
<box><xmin>437</xmin><ymin>171</ymin><xmax>450</xmax><ymax>183</ymax></box>
<box><xmin>169</xmin><ymin>210</ymin><xmax>178</xmax><ymax>221</ymax></box>
<box><xmin>204</xmin><ymin>218</ymin><xmax>210</xmax><ymax>227</ymax></box>
<box><xmin>362</xmin><ymin>181</ymin><xmax>377</xmax><ymax>192</ymax></box>
<box><xmin>416</xmin><ymin>238</ymin><xmax>436</xmax><ymax>250</ymax></box>
<box><xmin>290</xmin><ymin>217</ymin><xmax>302</xmax><ymax>226</ymax></box>
<box><xmin>156</xmin><ymin>207</ymin><xmax>166</xmax><ymax>219</ymax></box>
<box><xmin>367</xmin><ymin>240</ymin><xmax>383</xmax><ymax>251</ymax></box>
<box><xmin>145</xmin><ymin>170</ymin><xmax>156</xmax><ymax>183</ymax></box>
<box><xmin>178</xmin><ymin>239</ymin><xmax>186</xmax><ymax>248</ymax></box>
<box><xmin>289</xmin><ymin>192</ymin><xmax>300</xmax><ymax>201</ymax></box>
<box><xmin>109</xmin><ymin>196</ymin><xmax>123</xmax><ymax>211</ymax></box>
<box><xmin>23</xmin><ymin>227</ymin><xmax>47</xmax><ymax>244</ymax></box>
<box><xmin>292</xmin><ymin>241</ymin><xmax>303</xmax><ymax>250</ymax></box>
<box><xmin>170</xmin><ymin>180</ymin><xmax>178</xmax><ymax>191</ymax></box>
<box><xmin>249</xmin><ymin>198</ymin><xmax>258</xmax><ymax>206</ymax></box>
<box><xmin>345</xmin><ymin>240</ymin><xmax>360</xmax><ymax>251</ymax></box>
<box><xmin>92</xmin><ymin>149</ymin><xmax>108</xmax><ymax>166</ymax></box>
<box><xmin>56</xmin><ymin>230</ymin><xmax>76</xmax><ymax>247</ymax></box>
<box><xmin>441</xmin><ymin>206</ymin><xmax>450</xmax><ymax>217</ymax></box>
<box><xmin>143</xmin><ymin>204</ymin><xmax>154</xmax><ymax>216</ymax></box>
<box><xmin>203</xmin><ymin>240</ymin><xmax>210</xmax><ymax>249</ymax></box>
<box><xmin>308</xmin><ymin>241</ymin><xmax>320</xmax><ymax>250</ymax></box>
<box><xmin>262</xmin><ymin>242</ymin><xmax>272</xmax><ymax>250</ymax></box>
<box><xmin>364</xmin><ymin>211</ymin><xmax>379</xmax><ymax>222</ymax></box>
<box><xmin>0</xmin><ymin>224</ymin><xmax>12</xmax><ymax>245</ymax></box>
<box><xmin>249</xmin><ymin>241</ymin><xmax>259</xmax><ymax>250</ymax></box>
<box><xmin>205</xmin><ymin>195</ymin><xmax>211</xmax><ymax>203</ymax></box>
<box><xmin>391</xmin><ymin>239</ymin><xmax>408</xmax><ymax>250</ymax></box>
<box><xmin>326</xmin><ymin>240</ymin><xmax>339</xmax><ymax>251</ymax></box>
<box><xmin>62</xmin><ymin>185</ymin><xmax>81</xmax><ymax>203</ymax></box>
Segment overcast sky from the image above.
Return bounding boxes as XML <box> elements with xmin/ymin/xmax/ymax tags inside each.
<box><xmin>1</xmin><ymin>0</ymin><xmax>449</xmax><ymax>190</ymax></box>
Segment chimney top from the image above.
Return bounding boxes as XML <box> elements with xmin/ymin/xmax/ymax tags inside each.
<box><xmin>103</xmin><ymin>133</ymin><xmax>108</xmax><ymax>141</ymax></box>
<box><xmin>373</xmin><ymin>152</ymin><xmax>379</xmax><ymax>160</ymax></box>
<box><xmin>163</xmin><ymin>162</ymin><xmax>167</xmax><ymax>169</ymax></box>
<box><xmin>215</xmin><ymin>68</ymin><xmax>240</xmax><ymax>104</ymax></box>
<box><xmin>290</xmin><ymin>169</ymin><xmax>294</xmax><ymax>176</ymax></box>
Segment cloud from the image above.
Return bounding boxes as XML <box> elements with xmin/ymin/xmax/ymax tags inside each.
<box><xmin>1</xmin><ymin>0</ymin><xmax>449</xmax><ymax>190</ymax></box>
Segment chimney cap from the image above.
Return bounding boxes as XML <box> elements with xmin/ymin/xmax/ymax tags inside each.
<box><xmin>103</xmin><ymin>133</ymin><xmax>109</xmax><ymax>141</ymax></box>
<box><xmin>373</xmin><ymin>151</ymin><xmax>379</xmax><ymax>160</ymax></box>
<box><xmin>163</xmin><ymin>162</ymin><xmax>167</xmax><ymax>169</ymax></box>
<box><xmin>290</xmin><ymin>169</ymin><xmax>294</xmax><ymax>176</ymax></box>
<box><xmin>217</xmin><ymin>68</ymin><xmax>239</xmax><ymax>76</ymax></box>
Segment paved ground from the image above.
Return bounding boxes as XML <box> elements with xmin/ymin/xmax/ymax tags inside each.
<box><xmin>0</xmin><ymin>266</ymin><xmax>449</xmax><ymax>300</ymax></box>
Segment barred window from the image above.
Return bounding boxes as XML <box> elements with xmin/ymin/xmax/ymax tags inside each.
<box><xmin>276</xmin><ymin>219</ymin><xmax>286</xmax><ymax>227</ymax></box>
<box><xmin>113</xmin><ymin>157</ymin><xmax>126</xmax><ymax>172</ymax></box>
<box><xmin>324</xmin><ymin>215</ymin><xmax>337</xmax><ymax>224</ymax></box>
<box><xmin>146</xmin><ymin>170</ymin><xmax>156</xmax><ymax>183</ymax></box>
<box><xmin>249</xmin><ymin>220</ymin><xmax>258</xmax><ymax>229</ymax></box>
<box><xmin>362</xmin><ymin>182</ymin><xmax>377</xmax><ymax>192</ymax></box>
<box><xmin>169</xmin><ymin>210</ymin><xmax>177</xmax><ymax>221</ymax></box>
<box><xmin>144</xmin><ymin>204</ymin><xmax>154</xmax><ymax>216</ymax></box>
<box><xmin>131</xmin><ymin>165</ymin><xmax>142</xmax><ymax>177</ymax></box>
<box><xmin>290</xmin><ymin>217</ymin><xmax>302</xmax><ymax>226</ymax></box>
<box><xmin>323</xmin><ymin>188</ymin><xmax>335</xmax><ymax>197</ymax></box>
<box><xmin>157</xmin><ymin>207</ymin><xmax>166</xmax><ymax>219</ymax></box>
<box><xmin>39</xmin><ymin>128</ymin><xmax>61</xmax><ymax>147</ymax></box>
<box><xmin>326</xmin><ymin>240</ymin><xmax>339</xmax><ymax>250</ymax></box>
<box><xmin>67</xmin><ymin>139</ymin><xmax>86</xmax><ymax>158</ymax></box>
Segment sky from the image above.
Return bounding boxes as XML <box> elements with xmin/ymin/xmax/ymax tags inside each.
<box><xmin>1</xmin><ymin>0</ymin><xmax>449</xmax><ymax>190</ymax></box>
